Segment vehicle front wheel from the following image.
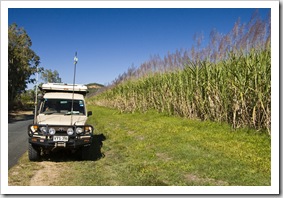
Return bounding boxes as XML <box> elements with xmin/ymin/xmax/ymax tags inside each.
<box><xmin>28</xmin><ymin>144</ymin><xmax>40</xmax><ymax>161</ymax></box>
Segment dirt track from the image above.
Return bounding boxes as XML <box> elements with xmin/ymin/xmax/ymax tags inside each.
<box><xmin>29</xmin><ymin>161</ymin><xmax>65</xmax><ymax>186</ymax></box>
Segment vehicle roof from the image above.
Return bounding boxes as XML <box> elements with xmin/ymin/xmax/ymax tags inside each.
<box><xmin>40</xmin><ymin>83</ymin><xmax>88</xmax><ymax>96</ymax></box>
<box><xmin>43</xmin><ymin>92</ymin><xmax>85</xmax><ymax>100</ymax></box>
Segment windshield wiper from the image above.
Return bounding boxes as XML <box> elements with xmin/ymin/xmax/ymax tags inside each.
<box><xmin>44</xmin><ymin>111</ymin><xmax>57</xmax><ymax>115</ymax></box>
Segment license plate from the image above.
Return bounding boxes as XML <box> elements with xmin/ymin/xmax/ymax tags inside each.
<box><xmin>53</xmin><ymin>136</ymin><xmax>68</xmax><ymax>142</ymax></box>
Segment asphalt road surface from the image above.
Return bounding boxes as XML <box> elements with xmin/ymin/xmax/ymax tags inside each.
<box><xmin>8</xmin><ymin>119</ymin><xmax>33</xmax><ymax>169</ymax></box>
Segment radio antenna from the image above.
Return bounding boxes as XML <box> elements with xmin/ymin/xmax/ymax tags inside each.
<box><xmin>34</xmin><ymin>66</ymin><xmax>39</xmax><ymax>124</ymax></box>
<box><xmin>71</xmin><ymin>52</ymin><xmax>78</xmax><ymax>125</ymax></box>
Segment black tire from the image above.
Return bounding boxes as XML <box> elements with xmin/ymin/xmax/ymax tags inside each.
<box><xmin>28</xmin><ymin>144</ymin><xmax>40</xmax><ymax>161</ymax></box>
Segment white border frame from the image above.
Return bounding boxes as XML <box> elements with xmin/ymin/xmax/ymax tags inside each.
<box><xmin>1</xmin><ymin>0</ymin><xmax>279</xmax><ymax>195</ymax></box>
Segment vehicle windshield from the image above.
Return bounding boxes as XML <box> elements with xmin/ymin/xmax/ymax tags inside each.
<box><xmin>40</xmin><ymin>99</ymin><xmax>85</xmax><ymax>115</ymax></box>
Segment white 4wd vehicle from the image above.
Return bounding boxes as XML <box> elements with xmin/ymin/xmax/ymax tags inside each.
<box><xmin>28</xmin><ymin>83</ymin><xmax>94</xmax><ymax>161</ymax></box>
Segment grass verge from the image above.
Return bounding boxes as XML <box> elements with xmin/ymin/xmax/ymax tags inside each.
<box><xmin>8</xmin><ymin>153</ymin><xmax>43</xmax><ymax>186</ymax></box>
<box><xmin>65</xmin><ymin>105</ymin><xmax>270</xmax><ymax>186</ymax></box>
<box><xmin>8</xmin><ymin>105</ymin><xmax>271</xmax><ymax>186</ymax></box>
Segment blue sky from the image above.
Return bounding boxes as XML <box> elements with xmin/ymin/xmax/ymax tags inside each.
<box><xmin>8</xmin><ymin>7</ymin><xmax>270</xmax><ymax>88</ymax></box>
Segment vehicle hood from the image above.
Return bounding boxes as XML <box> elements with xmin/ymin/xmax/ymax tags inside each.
<box><xmin>37</xmin><ymin>114</ymin><xmax>87</xmax><ymax>125</ymax></box>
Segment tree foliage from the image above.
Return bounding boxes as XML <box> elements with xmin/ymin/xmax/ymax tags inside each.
<box><xmin>8</xmin><ymin>23</ymin><xmax>41</xmax><ymax>104</ymax></box>
<box><xmin>41</xmin><ymin>69</ymin><xmax>62</xmax><ymax>83</ymax></box>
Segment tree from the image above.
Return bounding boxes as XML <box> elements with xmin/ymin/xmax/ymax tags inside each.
<box><xmin>41</xmin><ymin>69</ymin><xmax>62</xmax><ymax>83</ymax></box>
<box><xmin>8</xmin><ymin>23</ymin><xmax>41</xmax><ymax>105</ymax></box>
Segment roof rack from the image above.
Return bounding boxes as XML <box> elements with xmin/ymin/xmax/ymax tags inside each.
<box><xmin>40</xmin><ymin>83</ymin><xmax>88</xmax><ymax>94</ymax></box>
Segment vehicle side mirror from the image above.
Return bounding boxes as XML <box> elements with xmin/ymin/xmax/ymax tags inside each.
<box><xmin>87</xmin><ymin>111</ymin><xmax>92</xmax><ymax>117</ymax></box>
<box><xmin>38</xmin><ymin>93</ymin><xmax>43</xmax><ymax>100</ymax></box>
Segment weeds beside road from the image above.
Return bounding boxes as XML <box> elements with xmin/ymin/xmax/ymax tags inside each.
<box><xmin>8</xmin><ymin>105</ymin><xmax>270</xmax><ymax>186</ymax></box>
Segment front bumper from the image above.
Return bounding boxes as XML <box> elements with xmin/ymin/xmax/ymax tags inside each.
<box><xmin>29</xmin><ymin>135</ymin><xmax>92</xmax><ymax>149</ymax></box>
<box><xmin>28</xmin><ymin>124</ymin><xmax>94</xmax><ymax>149</ymax></box>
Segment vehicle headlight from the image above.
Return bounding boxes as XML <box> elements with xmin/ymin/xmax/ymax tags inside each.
<box><xmin>76</xmin><ymin>127</ymin><xmax>83</xmax><ymax>134</ymax></box>
<box><xmin>67</xmin><ymin>128</ymin><xmax>74</xmax><ymax>135</ymax></box>
<box><xmin>40</xmin><ymin>127</ymin><xmax>47</xmax><ymax>133</ymax></box>
<box><xmin>31</xmin><ymin>125</ymin><xmax>38</xmax><ymax>133</ymax></box>
<box><xmin>49</xmin><ymin>128</ymin><xmax>56</xmax><ymax>135</ymax></box>
<box><xmin>84</xmin><ymin>126</ymin><xmax>93</xmax><ymax>133</ymax></box>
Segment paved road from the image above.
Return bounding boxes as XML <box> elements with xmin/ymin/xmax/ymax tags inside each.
<box><xmin>8</xmin><ymin>119</ymin><xmax>33</xmax><ymax>169</ymax></box>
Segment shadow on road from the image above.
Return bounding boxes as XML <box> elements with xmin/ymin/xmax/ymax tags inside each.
<box><xmin>8</xmin><ymin>113</ymin><xmax>34</xmax><ymax>123</ymax></box>
<box><xmin>40</xmin><ymin>134</ymin><xmax>106</xmax><ymax>162</ymax></box>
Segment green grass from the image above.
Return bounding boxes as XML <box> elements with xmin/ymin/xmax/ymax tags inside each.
<box><xmin>63</xmin><ymin>105</ymin><xmax>270</xmax><ymax>186</ymax></box>
<box><xmin>8</xmin><ymin>153</ymin><xmax>43</xmax><ymax>186</ymax></box>
<box><xmin>9</xmin><ymin>105</ymin><xmax>270</xmax><ymax>186</ymax></box>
